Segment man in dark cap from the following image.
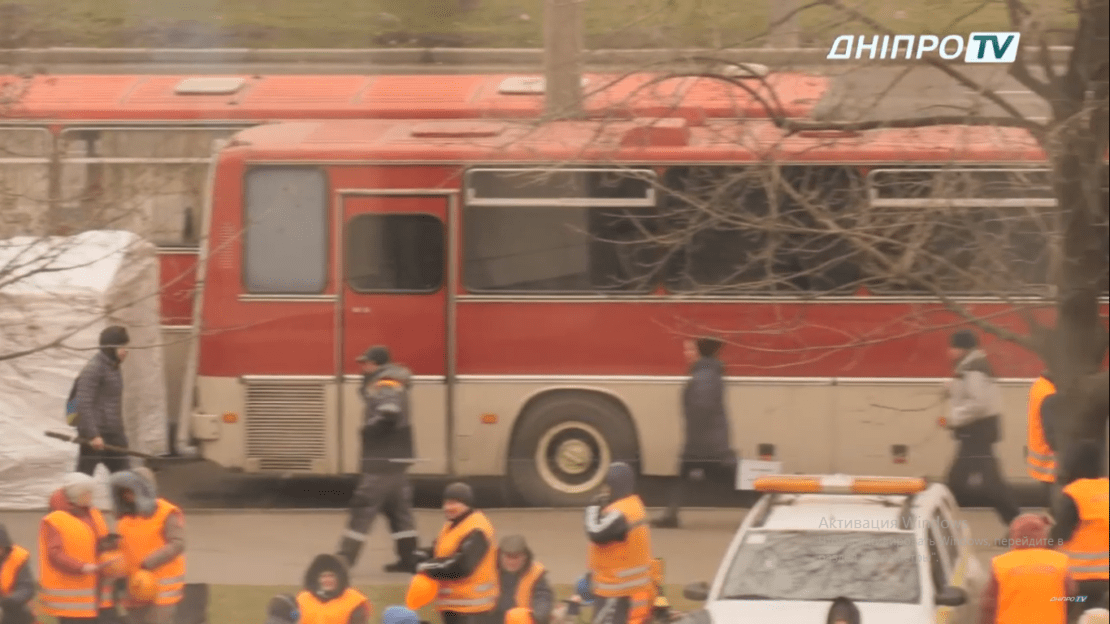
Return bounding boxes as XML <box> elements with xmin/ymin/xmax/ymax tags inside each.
<box><xmin>653</xmin><ymin>337</ymin><xmax>736</xmax><ymax>529</ymax></box>
<box><xmin>494</xmin><ymin>535</ymin><xmax>554</xmax><ymax>624</ymax></box>
<box><xmin>74</xmin><ymin>325</ymin><xmax>132</xmax><ymax>475</ymax></box>
<box><xmin>416</xmin><ymin>483</ymin><xmax>499</xmax><ymax>623</ymax></box>
<box><xmin>1050</xmin><ymin>439</ymin><xmax>1109</xmax><ymax>621</ymax></box>
<box><xmin>585</xmin><ymin>463</ymin><xmax>655</xmax><ymax>624</ymax></box>
<box><xmin>941</xmin><ymin>330</ymin><xmax>1020</xmax><ymax>539</ymax></box>
<box><xmin>337</xmin><ymin>345</ymin><xmax>421</xmax><ymax>573</ymax></box>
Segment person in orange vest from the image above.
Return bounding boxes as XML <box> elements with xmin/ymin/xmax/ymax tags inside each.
<box><xmin>38</xmin><ymin>472</ymin><xmax>118</xmax><ymax>623</ymax></box>
<box><xmin>1026</xmin><ymin>372</ymin><xmax>1059</xmax><ymax>500</ymax></box>
<box><xmin>414</xmin><ymin>482</ymin><xmax>499</xmax><ymax>624</ymax></box>
<box><xmin>1051</xmin><ymin>439</ymin><xmax>1110</xmax><ymax>622</ymax></box>
<box><xmin>979</xmin><ymin>513</ymin><xmax>1077</xmax><ymax>624</ymax></box>
<box><xmin>584</xmin><ymin>462</ymin><xmax>655</xmax><ymax>624</ymax></box>
<box><xmin>109</xmin><ymin>467</ymin><xmax>185</xmax><ymax>624</ymax></box>
<box><xmin>493</xmin><ymin>535</ymin><xmax>553</xmax><ymax>624</ymax></box>
<box><xmin>0</xmin><ymin>523</ymin><xmax>38</xmax><ymax>624</ymax></box>
<box><xmin>296</xmin><ymin>554</ymin><xmax>371</xmax><ymax>624</ymax></box>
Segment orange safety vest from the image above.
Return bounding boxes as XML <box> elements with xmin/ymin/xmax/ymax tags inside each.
<box><xmin>1026</xmin><ymin>376</ymin><xmax>1056</xmax><ymax>483</ymax></box>
<box><xmin>1060</xmin><ymin>478</ymin><xmax>1110</xmax><ymax>581</ymax></box>
<box><xmin>512</xmin><ymin>561</ymin><xmax>546</xmax><ymax>610</ymax></box>
<box><xmin>433</xmin><ymin>511</ymin><xmax>498</xmax><ymax>614</ymax></box>
<box><xmin>992</xmin><ymin>548</ymin><xmax>1069</xmax><ymax>624</ymax></box>
<box><xmin>296</xmin><ymin>587</ymin><xmax>370</xmax><ymax>624</ymax></box>
<box><xmin>38</xmin><ymin>508</ymin><xmax>111</xmax><ymax>618</ymax></box>
<box><xmin>588</xmin><ymin>495</ymin><xmax>654</xmax><ymax>600</ymax></box>
<box><xmin>1</xmin><ymin>544</ymin><xmax>30</xmax><ymax>597</ymax></box>
<box><xmin>117</xmin><ymin>499</ymin><xmax>187</xmax><ymax>605</ymax></box>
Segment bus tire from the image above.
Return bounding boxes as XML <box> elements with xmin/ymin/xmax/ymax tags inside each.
<box><xmin>508</xmin><ymin>392</ymin><xmax>638</xmax><ymax>507</ymax></box>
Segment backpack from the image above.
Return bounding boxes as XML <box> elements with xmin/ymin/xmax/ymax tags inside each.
<box><xmin>66</xmin><ymin>378</ymin><xmax>80</xmax><ymax>426</ymax></box>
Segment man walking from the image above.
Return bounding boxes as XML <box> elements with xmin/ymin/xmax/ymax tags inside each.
<box><xmin>75</xmin><ymin>325</ymin><xmax>132</xmax><ymax>475</ymax></box>
<box><xmin>337</xmin><ymin>346</ymin><xmax>420</xmax><ymax>573</ymax></box>
<box><xmin>652</xmin><ymin>337</ymin><xmax>735</xmax><ymax>529</ymax></box>
<box><xmin>942</xmin><ymin>330</ymin><xmax>1021</xmax><ymax>537</ymax></box>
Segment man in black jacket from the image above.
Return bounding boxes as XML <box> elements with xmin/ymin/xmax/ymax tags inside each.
<box><xmin>652</xmin><ymin>337</ymin><xmax>735</xmax><ymax>529</ymax></box>
<box><xmin>0</xmin><ymin>523</ymin><xmax>37</xmax><ymax>624</ymax></box>
<box><xmin>337</xmin><ymin>345</ymin><xmax>421</xmax><ymax>573</ymax></box>
<box><xmin>494</xmin><ymin>535</ymin><xmax>554</xmax><ymax>624</ymax></box>
<box><xmin>416</xmin><ymin>483</ymin><xmax>499</xmax><ymax>624</ymax></box>
<box><xmin>75</xmin><ymin>325</ymin><xmax>131</xmax><ymax>475</ymax></box>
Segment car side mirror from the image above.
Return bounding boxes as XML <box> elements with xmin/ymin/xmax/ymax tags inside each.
<box><xmin>683</xmin><ymin>581</ymin><xmax>710</xmax><ymax>602</ymax></box>
<box><xmin>935</xmin><ymin>586</ymin><xmax>967</xmax><ymax>607</ymax></box>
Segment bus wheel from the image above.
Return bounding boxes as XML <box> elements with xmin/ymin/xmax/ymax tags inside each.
<box><xmin>508</xmin><ymin>392</ymin><xmax>637</xmax><ymax>507</ymax></box>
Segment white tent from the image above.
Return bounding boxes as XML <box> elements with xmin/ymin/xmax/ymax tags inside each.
<box><xmin>0</xmin><ymin>230</ymin><xmax>167</xmax><ymax>510</ymax></box>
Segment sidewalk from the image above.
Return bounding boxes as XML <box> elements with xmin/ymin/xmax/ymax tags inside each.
<box><xmin>0</xmin><ymin>507</ymin><xmax>1011</xmax><ymax>586</ymax></box>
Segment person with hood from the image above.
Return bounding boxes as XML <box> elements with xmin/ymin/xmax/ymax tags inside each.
<box><xmin>38</xmin><ymin>472</ymin><xmax>117</xmax><ymax>623</ymax></box>
<box><xmin>584</xmin><ymin>463</ymin><xmax>655</xmax><ymax>624</ymax></box>
<box><xmin>415</xmin><ymin>482</ymin><xmax>498</xmax><ymax>623</ymax></box>
<box><xmin>941</xmin><ymin>330</ymin><xmax>1020</xmax><ymax>535</ymax></box>
<box><xmin>338</xmin><ymin>345</ymin><xmax>421</xmax><ymax>574</ymax></box>
<box><xmin>1050</xmin><ymin>439</ymin><xmax>1109</xmax><ymax>621</ymax></box>
<box><xmin>979</xmin><ymin>513</ymin><xmax>1076</xmax><ymax>624</ymax></box>
<box><xmin>296</xmin><ymin>554</ymin><xmax>371</xmax><ymax>624</ymax></box>
<box><xmin>0</xmin><ymin>523</ymin><xmax>37</xmax><ymax>624</ymax></box>
<box><xmin>110</xmin><ymin>467</ymin><xmax>185</xmax><ymax>624</ymax></box>
<box><xmin>826</xmin><ymin>597</ymin><xmax>860</xmax><ymax>624</ymax></box>
<box><xmin>263</xmin><ymin>594</ymin><xmax>299</xmax><ymax>624</ymax></box>
<box><xmin>493</xmin><ymin>535</ymin><xmax>554</xmax><ymax>624</ymax></box>
<box><xmin>653</xmin><ymin>337</ymin><xmax>735</xmax><ymax>529</ymax></box>
<box><xmin>75</xmin><ymin>325</ymin><xmax>132</xmax><ymax>476</ymax></box>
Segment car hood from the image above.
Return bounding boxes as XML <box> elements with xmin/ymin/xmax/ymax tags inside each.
<box><xmin>706</xmin><ymin>600</ymin><xmax>932</xmax><ymax>623</ymax></box>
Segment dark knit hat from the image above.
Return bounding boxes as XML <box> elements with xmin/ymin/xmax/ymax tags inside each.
<box><xmin>443</xmin><ymin>482</ymin><xmax>474</xmax><ymax>506</ymax></box>
<box><xmin>499</xmin><ymin>535</ymin><xmax>528</xmax><ymax>555</ymax></box>
<box><xmin>826</xmin><ymin>596</ymin><xmax>860</xmax><ymax>624</ymax></box>
<box><xmin>99</xmin><ymin>325</ymin><xmax>130</xmax><ymax>347</ymax></box>
<box><xmin>356</xmin><ymin>345</ymin><xmax>390</xmax><ymax>365</ymax></box>
<box><xmin>695</xmin><ymin>337</ymin><xmax>724</xmax><ymax>358</ymax></box>
<box><xmin>949</xmin><ymin>330</ymin><xmax>978</xmax><ymax>350</ymax></box>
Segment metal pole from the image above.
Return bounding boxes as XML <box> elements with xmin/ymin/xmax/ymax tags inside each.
<box><xmin>544</xmin><ymin>0</ymin><xmax>584</xmax><ymax>118</ymax></box>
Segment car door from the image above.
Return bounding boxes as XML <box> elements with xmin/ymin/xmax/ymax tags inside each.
<box><xmin>925</xmin><ymin>519</ymin><xmax>961</xmax><ymax>624</ymax></box>
<box><xmin>935</xmin><ymin>500</ymin><xmax>980</xmax><ymax>624</ymax></box>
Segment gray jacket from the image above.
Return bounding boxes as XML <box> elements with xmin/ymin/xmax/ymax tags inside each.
<box><xmin>681</xmin><ymin>357</ymin><xmax>733</xmax><ymax>461</ymax></box>
<box><xmin>75</xmin><ymin>351</ymin><xmax>126</xmax><ymax>441</ymax></box>
<box><xmin>947</xmin><ymin>350</ymin><xmax>1003</xmax><ymax>427</ymax></box>
<box><xmin>360</xmin><ymin>364</ymin><xmax>415</xmax><ymax>471</ymax></box>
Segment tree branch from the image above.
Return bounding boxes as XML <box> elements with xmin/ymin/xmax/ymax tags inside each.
<box><xmin>1004</xmin><ymin>0</ymin><xmax>1061</xmax><ymax>103</ymax></box>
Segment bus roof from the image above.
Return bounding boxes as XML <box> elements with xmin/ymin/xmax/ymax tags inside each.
<box><xmin>223</xmin><ymin>117</ymin><xmax>1051</xmax><ymax>164</ymax></box>
<box><xmin>0</xmin><ymin>72</ymin><xmax>828</xmax><ymax>122</ymax></box>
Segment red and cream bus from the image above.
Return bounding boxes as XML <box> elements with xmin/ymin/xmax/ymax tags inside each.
<box><xmin>178</xmin><ymin>115</ymin><xmax>1109</xmax><ymax>505</ymax></box>
<box><xmin>1</xmin><ymin>71</ymin><xmax>829</xmax><ymax>421</ymax></box>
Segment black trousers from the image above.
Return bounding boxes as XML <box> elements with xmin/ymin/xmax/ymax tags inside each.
<box><xmin>945</xmin><ymin>441</ymin><xmax>1020</xmax><ymax>526</ymax></box>
<box><xmin>663</xmin><ymin>459</ymin><xmax>735</xmax><ymax>519</ymax></box>
<box><xmin>76</xmin><ymin>431</ymin><xmax>130</xmax><ymax>475</ymax></box>
<box><xmin>1069</xmin><ymin>580</ymin><xmax>1110</xmax><ymax>622</ymax></box>
<box><xmin>0</xmin><ymin>605</ymin><xmax>35</xmax><ymax>624</ymax></box>
<box><xmin>338</xmin><ymin>468</ymin><xmax>418</xmax><ymax>566</ymax></box>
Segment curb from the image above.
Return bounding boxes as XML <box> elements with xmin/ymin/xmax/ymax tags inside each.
<box><xmin>0</xmin><ymin>46</ymin><xmax>1075</xmax><ymax>68</ymax></box>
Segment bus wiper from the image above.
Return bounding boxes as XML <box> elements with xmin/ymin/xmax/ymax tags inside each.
<box><xmin>722</xmin><ymin>593</ymin><xmax>774</xmax><ymax>600</ymax></box>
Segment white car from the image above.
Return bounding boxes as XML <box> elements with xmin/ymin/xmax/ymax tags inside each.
<box><xmin>681</xmin><ymin>475</ymin><xmax>987</xmax><ymax>624</ymax></box>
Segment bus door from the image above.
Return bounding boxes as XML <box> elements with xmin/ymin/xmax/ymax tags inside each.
<box><xmin>338</xmin><ymin>191</ymin><xmax>453</xmax><ymax>475</ymax></box>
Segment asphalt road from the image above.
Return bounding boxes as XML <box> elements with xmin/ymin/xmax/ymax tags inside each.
<box><xmin>0</xmin><ymin>505</ymin><xmax>1019</xmax><ymax>586</ymax></box>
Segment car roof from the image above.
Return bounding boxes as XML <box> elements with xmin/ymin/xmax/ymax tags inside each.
<box><xmin>747</xmin><ymin>483</ymin><xmax>952</xmax><ymax>533</ymax></box>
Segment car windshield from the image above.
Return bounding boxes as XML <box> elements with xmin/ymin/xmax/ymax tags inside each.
<box><xmin>719</xmin><ymin>530</ymin><xmax>920</xmax><ymax>604</ymax></box>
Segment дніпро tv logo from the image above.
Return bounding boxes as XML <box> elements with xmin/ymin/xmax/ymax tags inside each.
<box><xmin>827</xmin><ymin>32</ymin><xmax>1021</xmax><ymax>62</ymax></box>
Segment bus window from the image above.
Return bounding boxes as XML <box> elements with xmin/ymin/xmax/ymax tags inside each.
<box><xmin>243</xmin><ymin>167</ymin><xmax>328</xmax><ymax>294</ymax></box>
<box><xmin>345</xmin><ymin>214</ymin><xmax>444</xmax><ymax>292</ymax></box>
<box><xmin>463</xmin><ymin>168</ymin><xmax>661</xmax><ymax>294</ymax></box>
<box><xmin>661</xmin><ymin>165</ymin><xmax>864</xmax><ymax>295</ymax></box>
